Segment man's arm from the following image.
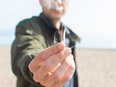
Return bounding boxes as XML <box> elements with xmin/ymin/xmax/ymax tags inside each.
<box><xmin>11</xmin><ymin>22</ymin><xmax>45</xmax><ymax>83</ymax></box>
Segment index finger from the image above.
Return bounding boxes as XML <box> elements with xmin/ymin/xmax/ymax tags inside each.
<box><xmin>29</xmin><ymin>42</ymin><xmax>65</xmax><ymax>71</ymax></box>
<box><xmin>38</xmin><ymin>42</ymin><xmax>65</xmax><ymax>60</ymax></box>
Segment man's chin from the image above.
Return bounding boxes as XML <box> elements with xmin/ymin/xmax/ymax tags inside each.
<box><xmin>49</xmin><ymin>9</ymin><xmax>64</xmax><ymax>19</ymax></box>
<box><xmin>51</xmin><ymin>15</ymin><xmax>62</xmax><ymax>20</ymax></box>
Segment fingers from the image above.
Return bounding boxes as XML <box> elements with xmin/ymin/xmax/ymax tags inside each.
<box><xmin>28</xmin><ymin>42</ymin><xmax>75</xmax><ymax>87</ymax></box>
<box><xmin>51</xmin><ymin>55</ymin><xmax>75</xmax><ymax>87</ymax></box>
<box><xmin>57</xmin><ymin>65</ymin><xmax>75</xmax><ymax>86</ymax></box>
<box><xmin>42</xmin><ymin>54</ymin><xmax>75</xmax><ymax>87</ymax></box>
<box><xmin>46</xmin><ymin>55</ymin><xmax>73</xmax><ymax>86</ymax></box>
<box><xmin>38</xmin><ymin>42</ymin><xmax>65</xmax><ymax>61</ymax></box>
<box><xmin>29</xmin><ymin>42</ymin><xmax>65</xmax><ymax>72</ymax></box>
<box><xmin>32</xmin><ymin>48</ymin><xmax>71</xmax><ymax>82</ymax></box>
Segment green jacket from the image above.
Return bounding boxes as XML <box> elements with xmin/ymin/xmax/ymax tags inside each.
<box><xmin>11</xmin><ymin>13</ymin><xmax>80</xmax><ymax>87</ymax></box>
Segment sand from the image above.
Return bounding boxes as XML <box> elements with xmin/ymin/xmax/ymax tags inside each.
<box><xmin>77</xmin><ymin>49</ymin><xmax>116</xmax><ymax>87</ymax></box>
<box><xmin>0</xmin><ymin>45</ymin><xmax>116</xmax><ymax>87</ymax></box>
<box><xmin>0</xmin><ymin>45</ymin><xmax>16</xmax><ymax>87</ymax></box>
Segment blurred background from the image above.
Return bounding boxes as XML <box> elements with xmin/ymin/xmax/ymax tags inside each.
<box><xmin>0</xmin><ymin>0</ymin><xmax>116</xmax><ymax>87</ymax></box>
<box><xmin>0</xmin><ymin>0</ymin><xmax>116</xmax><ymax>49</ymax></box>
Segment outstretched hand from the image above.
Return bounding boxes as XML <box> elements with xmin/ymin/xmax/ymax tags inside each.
<box><xmin>28</xmin><ymin>42</ymin><xmax>75</xmax><ymax>87</ymax></box>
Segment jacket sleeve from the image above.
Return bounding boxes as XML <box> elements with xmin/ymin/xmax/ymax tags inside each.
<box><xmin>11</xmin><ymin>21</ymin><xmax>45</xmax><ymax>83</ymax></box>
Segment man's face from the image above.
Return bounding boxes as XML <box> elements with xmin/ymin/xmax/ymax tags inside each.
<box><xmin>40</xmin><ymin>0</ymin><xmax>70</xmax><ymax>20</ymax></box>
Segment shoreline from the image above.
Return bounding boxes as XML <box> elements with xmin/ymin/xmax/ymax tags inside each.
<box><xmin>1</xmin><ymin>44</ymin><xmax>116</xmax><ymax>50</ymax></box>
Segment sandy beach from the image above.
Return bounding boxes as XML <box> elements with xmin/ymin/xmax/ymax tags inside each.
<box><xmin>0</xmin><ymin>45</ymin><xmax>116</xmax><ymax>87</ymax></box>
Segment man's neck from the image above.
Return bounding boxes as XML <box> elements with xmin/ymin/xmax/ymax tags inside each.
<box><xmin>42</xmin><ymin>12</ymin><xmax>61</xmax><ymax>30</ymax></box>
<box><xmin>52</xmin><ymin>19</ymin><xmax>61</xmax><ymax>30</ymax></box>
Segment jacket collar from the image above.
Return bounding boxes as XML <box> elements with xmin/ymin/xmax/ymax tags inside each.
<box><xmin>39</xmin><ymin>12</ymin><xmax>57</xmax><ymax>33</ymax></box>
<box><xmin>38</xmin><ymin>12</ymin><xmax>81</xmax><ymax>43</ymax></box>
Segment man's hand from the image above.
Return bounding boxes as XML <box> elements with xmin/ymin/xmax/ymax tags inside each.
<box><xmin>28</xmin><ymin>42</ymin><xmax>75</xmax><ymax>87</ymax></box>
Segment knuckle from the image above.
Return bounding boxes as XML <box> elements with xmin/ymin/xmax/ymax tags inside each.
<box><xmin>33</xmin><ymin>75</ymin><xmax>39</xmax><ymax>82</ymax></box>
<box><xmin>56</xmin><ymin>44</ymin><xmax>62</xmax><ymax>51</ymax></box>
<box><xmin>66</xmin><ymin>47</ymin><xmax>71</xmax><ymax>53</ymax></box>
<box><xmin>38</xmin><ymin>53</ymin><xmax>46</xmax><ymax>60</ymax></box>
<box><xmin>64</xmin><ymin>60</ymin><xmax>70</xmax><ymax>67</ymax></box>
<box><xmin>58</xmin><ymin>51</ymin><xmax>64</xmax><ymax>60</ymax></box>
<box><xmin>53</xmin><ymin>72</ymin><xmax>61</xmax><ymax>80</ymax></box>
<box><xmin>28</xmin><ymin>63</ymin><xmax>33</xmax><ymax>72</ymax></box>
<box><xmin>64</xmin><ymin>57</ymin><xmax>72</xmax><ymax>67</ymax></box>
<box><xmin>65</xmin><ymin>48</ymin><xmax>71</xmax><ymax>54</ymax></box>
<box><xmin>57</xmin><ymin>48</ymin><xmax>72</xmax><ymax>61</ymax></box>
<box><xmin>70</xmin><ymin>64</ymin><xmax>76</xmax><ymax>71</ymax></box>
<box><xmin>51</xmin><ymin>42</ymin><xmax>64</xmax><ymax>53</ymax></box>
<box><xmin>50</xmin><ymin>47</ymin><xmax>56</xmax><ymax>53</ymax></box>
<box><xmin>43</xmin><ymin>63</ymin><xmax>51</xmax><ymax>72</ymax></box>
<box><xmin>65</xmin><ymin>75</ymin><xmax>72</xmax><ymax>81</ymax></box>
<box><xmin>57</xmin><ymin>42</ymin><xmax>64</xmax><ymax>50</ymax></box>
<box><xmin>65</xmin><ymin>57</ymin><xmax>72</xmax><ymax>64</ymax></box>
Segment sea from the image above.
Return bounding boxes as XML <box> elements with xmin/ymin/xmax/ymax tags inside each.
<box><xmin>0</xmin><ymin>30</ymin><xmax>116</xmax><ymax>49</ymax></box>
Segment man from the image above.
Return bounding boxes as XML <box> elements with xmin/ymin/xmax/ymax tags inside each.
<box><xmin>11</xmin><ymin>0</ymin><xmax>80</xmax><ymax>87</ymax></box>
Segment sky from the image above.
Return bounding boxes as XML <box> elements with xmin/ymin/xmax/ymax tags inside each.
<box><xmin>0</xmin><ymin>0</ymin><xmax>116</xmax><ymax>49</ymax></box>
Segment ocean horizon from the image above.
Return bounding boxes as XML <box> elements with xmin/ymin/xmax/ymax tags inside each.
<box><xmin>1</xmin><ymin>29</ymin><xmax>116</xmax><ymax>49</ymax></box>
<box><xmin>0</xmin><ymin>34</ymin><xmax>116</xmax><ymax>50</ymax></box>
